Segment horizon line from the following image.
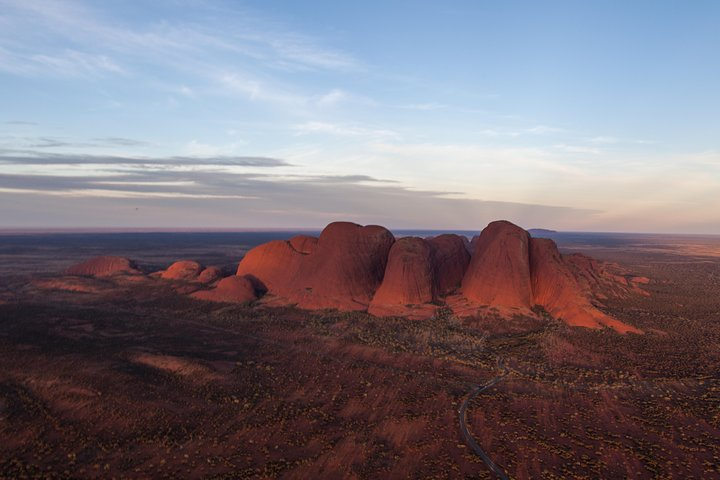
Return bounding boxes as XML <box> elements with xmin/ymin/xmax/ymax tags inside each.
<box><xmin>0</xmin><ymin>226</ymin><xmax>719</xmax><ymax>237</ymax></box>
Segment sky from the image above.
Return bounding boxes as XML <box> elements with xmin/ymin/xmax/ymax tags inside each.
<box><xmin>1</xmin><ymin>0</ymin><xmax>719</xmax><ymax>233</ymax></box>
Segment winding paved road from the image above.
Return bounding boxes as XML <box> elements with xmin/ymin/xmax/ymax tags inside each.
<box><xmin>458</xmin><ymin>358</ymin><xmax>510</xmax><ymax>480</ymax></box>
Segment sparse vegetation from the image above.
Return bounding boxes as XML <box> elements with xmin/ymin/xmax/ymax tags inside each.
<box><xmin>1</xmin><ymin>233</ymin><xmax>719</xmax><ymax>478</ymax></box>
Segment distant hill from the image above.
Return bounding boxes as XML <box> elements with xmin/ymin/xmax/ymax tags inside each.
<box><xmin>528</xmin><ymin>228</ymin><xmax>558</xmax><ymax>237</ymax></box>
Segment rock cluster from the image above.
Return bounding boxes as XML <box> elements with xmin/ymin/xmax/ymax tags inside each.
<box><xmin>64</xmin><ymin>220</ymin><xmax>646</xmax><ymax>333</ymax></box>
<box><xmin>66</xmin><ymin>256</ymin><xmax>141</xmax><ymax>277</ymax></box>
<box><xmin>236</xmin><ymin>220</ymin><xmax>643</xmax><ymax>333</ymax></box>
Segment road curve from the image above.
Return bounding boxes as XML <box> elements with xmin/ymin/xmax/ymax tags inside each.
<box><xmin>458</xmin><ymin>358</ymin><xmax>510</xmax><ymax>480</ymax></box>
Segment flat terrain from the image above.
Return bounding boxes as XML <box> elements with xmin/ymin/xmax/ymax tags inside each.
<box><xmin>0</xmin><ymin>232</ymin><xmax>719</xmax><ymax>479</ymax></box>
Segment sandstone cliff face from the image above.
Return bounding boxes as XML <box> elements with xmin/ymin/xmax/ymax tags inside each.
<box><xmin>461</xmin><ymin>221</ymin><xmax>533</xmax><ymax>310</ymax></box>
<box><xmin>66</xmin><ymin>256</ymin><xmax>142</xmax><ymax>277</ymax></box>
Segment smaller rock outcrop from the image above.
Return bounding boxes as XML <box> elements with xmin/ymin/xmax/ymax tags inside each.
<box><xmin>161</xmin><ymin>260</ymin><xmax>204</xmax><ymax>282</ymax></box>
<box><xmin>197</xmin><ymin>267</ymin><xmax>222</xmax><ymax>284</ymax></box>
<box><xmin>66</xmin><ymin>256</ymin><xmax>141</xmax><ymax>277</ymax></box>
<box><xmin>236</xmin><ymin>240</ymin><xmax>304</xmax><ymax>295</ymax></box>
<box><xmin>191</xmin><ymin>275</ymin><xmax>257</xmax><ymax>304</ymax></box>
<box><xmin>530</xmin><ymin>238</ymin><xmax>642</xmax><ymax>334</ymax></box>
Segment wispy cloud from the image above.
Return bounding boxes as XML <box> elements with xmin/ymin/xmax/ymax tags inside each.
<box><xmin>93</xmin><ymin>137</ymin><xmax>150</xmax><ymax>147</ymax></box>
<box><xmin>587</xmin><ymin>136</ymin><xmax>619</xmax><ymax>144</ymax></box>
<box><xmin>4</xmin><ymin>120</ymin><xmax>38</xmax><ymax>126</ymax></box>
<box><xmin>478</xmin><ymin>124</ymin><xmax>565</xmax><ymax>137</ymax></box>
<box><xmin>0</xmin><ymin>169</ymin><xmax>596</xmax><ymax>228</ymax></box>
<box><xmin>0</xmin><ymin>150</ymin><xmax>290</xmax><ymax>168</ymax></box>
<box><xmin>553</xmin><ymin>144</ymin><xmax>602</xmax><ymax>155</ymax></box>
<box><xmin>293</xmin><ymin>121</ymin><xmax>398</xmax><ymax>137</ymax></box>
<box><xmin>0</xmin><ymin>0</ymin><xmax>359</xmax><ymax>85</ymax></box>
<box><xmin>0</xmin><ymin>135</ymin><xmax>149</xmax><ymax>150</ymax></box>
<box><xmin>397</xmin><ymin>103</ymin><xmax>448</xmax><ymax>111</ymax></box>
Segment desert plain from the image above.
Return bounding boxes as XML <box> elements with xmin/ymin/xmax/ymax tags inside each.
<box><xmin>0</xmin><ymin>228</ymin><xmax>718</xmax><ymax>479</ymax></box>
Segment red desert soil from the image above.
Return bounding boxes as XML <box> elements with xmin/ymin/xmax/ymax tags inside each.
<box><xmin>66</xmin><ymin>256</ymin><xmax>141</xmax><ymax>277</ymax></box>
<box><xmin>1</xmin><ymin>228</ymin><xmax>718</xmax><ymax>479</ymax></box>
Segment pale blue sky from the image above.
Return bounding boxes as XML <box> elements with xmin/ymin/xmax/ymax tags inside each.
<box><xmin>1</xmin><ymin>0</ymin><xmax>718</xmax><ymax>232</ymax></box>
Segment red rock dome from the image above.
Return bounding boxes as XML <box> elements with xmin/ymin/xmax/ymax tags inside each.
<box><xmin>197</xmin><ymin>266</ymin><xmax>222</xmax><ymax>284</ymax></box>
<box><xmin>236</xmin><ymin>240</ymin><xmax>303</xmax><ymax>295</ymax></box>
<box><xmin>66</xmin><ymin>256</ymin><xmax>141</xmax><ymax>277</ymax></box>
<box><xmin>461</xmin><ymin>221</ymin><xmax>533</xmax><ymax>309</ymax></box>
<box><xmin>291</xmin><ymin>222</ymin><xmax>395</xmax><ymax>310</ymax></box>
<box><xmin>191</xmin><ymin>275</ymin><xmax>257</xmax><ymax>304</ymax></box>
<box><xmin>370</xmin><ymin>237</ymin><xmax>436</xmax><ymax>308</ymax></box>
<box><xmin>160</xmin><ymin>260</ymin><xmax>204</xmax><ymax>281</ymax></box>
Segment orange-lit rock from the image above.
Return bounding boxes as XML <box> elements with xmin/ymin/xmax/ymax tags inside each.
<box><xmin>292</xmin><ymin>222</ymin><xmax>395</xmax><ymax>310</ymax></box>
<box><xmin>370</xmin><ymin>237</ymin><xmax>436</xmax><ymax>314</ymax></box>
<box><xmin>66</xmin><ymin>256</ymin><xmax>141</xmax><ymax>277</ymax></box>
<box><xmin>530</xmin><ymin>238</ymin><xmax>642</xmax><ymax>334</ymax></box>
<box><xmin>234</xmin><ymin>219</ymin><xmax>643</xmax><ymax>333</ymax></box>
<box><xmin>197</xmin><ymin>266</ymin><xmax>222</xmax><ymax>284</ymax></box>
<box><xmin>160</xmin><ymin>260</ymin><xmax>203</xmax><ymax>281</ymax></box>
<box><xmin>461</xmin><ymin>221</ymin><xmax>533</xmax><ymax>309</ymax></box>
<box><xmin>236</xmin><ymin>240</ymin><xmax>303</xmax><ymax>295</ymax></box>
<box><xmin>289</xmin><ymin>235</ymin><xmax>318</xmax><ymax>254</ymax></box>
<box><xmin>191</xmin><ymin>275</ymin><xmax>257</xmax><ymax>304</ymax></box>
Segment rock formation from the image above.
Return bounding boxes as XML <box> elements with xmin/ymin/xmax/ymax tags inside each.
<box><xmin>66</xmin><ymin>256</ymin><xmax>142</xmax><ymax>277</ymax></box>
<box><xmin>369</xmin><ymin>237</ymin><xmax>436</xmax><ymax>317</ymax></box>
<box><xmin>530</xmin><ymin>238</ymin><xmax>642</xmax><ymax>334</ymax></box>
<box><xmin>565</xmin><ymin>253</ymin><xmax>650</xmax><ymax>299</ymax></box>
<box><xmin>289</xmin><ymin>222</ymin><xmax>395</xmax><ymax>310</ymax></box>
<box><xmin>236</xmin><ymin>240</ymin><xmax>304</xmax><ymax>294</ymax></box>
<box><xmin>197</xmin><ymin>266</ymin><xmax>222</xmax><ymax>284</ymax></box>
<box><xmin>232</xmin><ymin>220</ymin><xmax>643</xmax><ymax>333</ymax></box>
<box><xmin>190</xmin><ymin>275</ymin><xmax>257</xmax><ymax>304</ymax></box>
<box><xmin>289</xmin><ymin>235</ymin><xmax>318</xmax><ymax>254</ymax></box>
<box><xmin>160</xmin><ymin>260</ymin><xmax>204</xmax><ymax>281</ymax></box>
<box><xmin>427</xmin><ymin>234</ymin><xmax>471</xmax><ymax>295</ymax></box>
<box><xmin>461</xmin><ymin>221</ymin><xmax>533</xmax><ymax>310</ymax></box>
